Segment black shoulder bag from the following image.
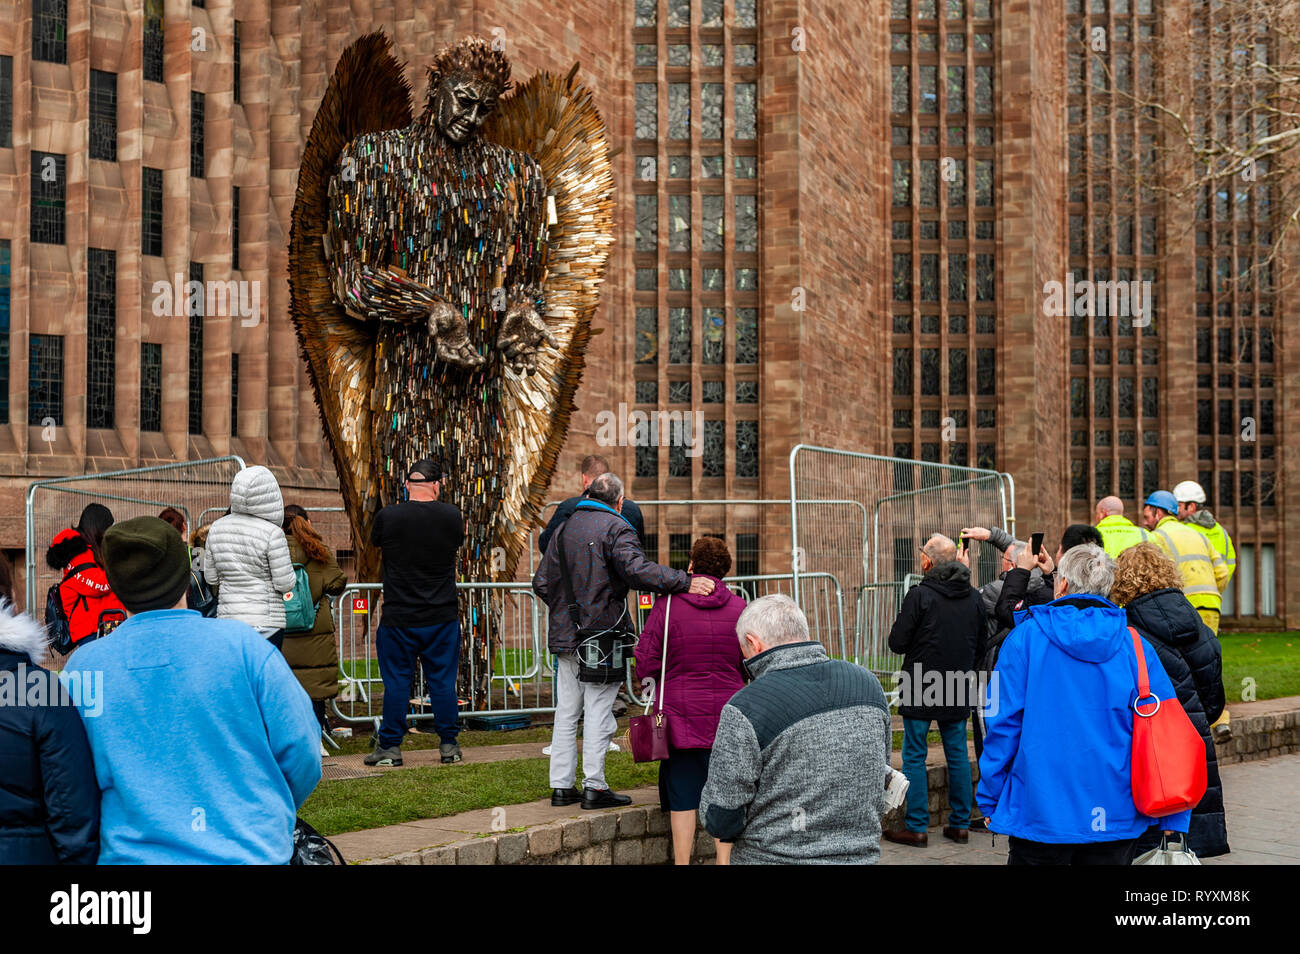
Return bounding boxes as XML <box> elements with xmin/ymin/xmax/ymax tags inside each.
<box><xmin>554</xmin><ymin>524</ymin><xmax>635</xmax><ymax>685</ymax></box>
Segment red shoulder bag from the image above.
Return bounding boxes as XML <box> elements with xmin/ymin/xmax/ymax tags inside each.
<box><xmin>1129</xmin><ymin>627</ymin><xmax>1208</xmax><ymax>818</ymax></box>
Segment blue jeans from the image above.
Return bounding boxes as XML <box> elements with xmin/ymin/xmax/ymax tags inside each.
<box><xmin>376</xmin><ymin>621</ymin><xmax>461</xmax><ymax>748</ymax></box>
<box><xmin>902</xmin><ymin>716</ymin><xmax>972</xmax><ymax>833</ymax></box>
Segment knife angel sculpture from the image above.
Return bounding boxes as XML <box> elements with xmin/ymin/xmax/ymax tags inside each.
<box><xmin>289</xmin><ymin>32</ymin><xmax>614</xmax><ymax>704</ymax></box>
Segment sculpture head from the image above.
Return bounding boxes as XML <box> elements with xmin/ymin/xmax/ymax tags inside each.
<box><xmin>422</xmin><ymin>37</ymin><xmax>512</xmax><ymax>144</ymax></box>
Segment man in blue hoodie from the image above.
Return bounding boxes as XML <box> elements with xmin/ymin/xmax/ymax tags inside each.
<box><xmin>977</xmin><ymin>542</ymin><xmax>1191</xmax><ymax>864</ymax></box>
<box><xmin>63</xmin><ymin>516</ymin><xmax>321</xmax><ymax>864</ymax></box>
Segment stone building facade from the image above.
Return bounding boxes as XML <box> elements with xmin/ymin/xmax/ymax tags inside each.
<box><xmin>1</xmin><ymin>0</ymin><xmax>1294</xmax><ymax>626</ymax></box>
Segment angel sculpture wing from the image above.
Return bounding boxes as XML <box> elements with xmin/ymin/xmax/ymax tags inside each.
<box><xmin>289</xmin><ymin>32</ymin><xmax>614</xmax><ymax>589</ymax></box>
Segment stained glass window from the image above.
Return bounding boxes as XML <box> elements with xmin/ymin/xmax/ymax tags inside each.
<box><xmin>920</xmin><ymin>348</ymin><xmax>940</xmax><ymax>395</ymax></box>
<box><xmin>976</xmin><ymin>348</ymin><xmax>995</xmax><ymax>395</ymax></box>
<box><xmin>90</xmin><ymin>70</ymin><xmax>117</xmax><ymax>161</ymax></box>
<box><xmin>949</xmin><ymin>348</ymin><xmax>967</xmax><ymax>395</ymax></box>
<box><xmin>29</xmin><ymin>334</ymin><xmax>64</xmax><ymax>427</ymax></box>
<box><xmin>668</xmin><ymin>45</ymin><xmax>691</xmax><ymax>67</ymax></box>
<box><xmin>736</xmin><ymin>533</ymin><xmax>759</xmax><ymax>576</ymax></box>
<box><xmin>189</xmin><ymin>262</ymin><xmax>204</xmax><ymax>434</ymax></box>
<box><xmin>701</xmin><ymin>84</ymin><xmax>723</xmax><ymax>138</ymax></box>
<box><xmin>702</xmin><ymin>194</ymin><xmax>724</xmax><ymax>251</ymax></box>
<box><xmin>734</xmin><ymin>155</ymin><xmax>756</xmax><ymax>179</ymax></box>
<box><xmin>734</xmin><ymin>195</ymin><xmax>756</xmax><ymax>251</ymax></box>
<box><xmin>636</xmin><ymin>44</ymin><xmax>657</xmax><ymax>67</ymax></box>
<box><xmin>140</xmin><ymin>343</ymin><xmax>163</xmax><ymax>432</ymax></box>
<box><xmin>636</xmin><ymin>308</ymin><xmax>658</xmax><ymax>364</ymax></box>
<box><xmin>669</xmin><ymin>380</ymin><xmax>691</xmax><ymax>404</ymax></box>
<box><xmin>636</xmin><ymin>380</ymin><xmax>658</xmax><ymax>404</ymax></box>
<box><xmin>635</xmin><ymin>0</ymin><xmax>657</xmax><ymax>26</ymax></box>
<box><xmin>702</xmin><ymin>0</ymin><xmax>723</xmax><ymax>27</ymax></box>
<box><xmin>735</xmin><ymin>0</ymin><xmax>757</xmax><ymax>28</ymax></box>
<box><xmin>669</xmin><ymin>155</ymin><xmax>692</xmax><ymax>178</ymax></box>
<box><xmin>635</xmin><ymin>195</ymin><xmax>657</xmax><ymax>251</ymax></box>
<box><xmin>701</xmin><ymin>155</ymin><xmax>723</xmax><ymax>177</ymax></box>
<box><xmin>735</xmin><ymin>421</ymin><xmax>758</xmax><ymax>478</ymax></box>
<box><xmin>144</xmin><ymin>0</ymin><xmax>164</xmax><ymax>83</ymax></box>
<box><xmin>31</xmin><ymin>152</ymin><xmax>66</xmax><ymax>245</ymax></box>
<box><xmin>191</xmin><ymin>91</ymin><xmax>205</xmax><ymax>178</ymax></box>
<box><xmin>230</xmin><ymin>353</ymin><xmax>239</xmax><ymax>438</ymax></box>
<box><xmin>669</xmin><ymin>194</ymin><xmax>691</xmax><ymax>251</ymax></box>
<box><xmin>34</xmin><ymin>0</ymin><xmax>67</xmax><ymax>64</ymax></box>
<box><xmin>668</xmin><ymin>0</ymin><xmax>690</xmax><ymax>28</ymax></box>
<box><xmin>702</xmin><ymin>45</ymin><xmax>723</xmax><ymax>67</ymax></box>
<box><xmin>703</xmin><ymin>380</ymin><xmax>724</xmax><ymax>403</ymax></box>
<box><xmin>736</xmin><ymin>380</ymin><xmax>757</xmax><ymax>404</ymax></box>
<box><xmin>0</xmin><ymin>56</ymin><xmax>12</xmax><ymax>148</ymax></box>
<box><xmin>636</xmin><ymin>268</ymin><xmax>657</xmax><ymax>290</ymax></box>
<box><xmin>669</xmin><ymin>307</ymin><xmax>692</xmax><ymax>364</ymax></box>
<box><xmin>669</xmin><ymin>268</ymin><xmax>690</xmax><ymax>290</ymax></box>
<box><xmin>0</xmin><ymin>241</ymin><xmax>9</xmax><ymax>424</ymax></box>
<box><xmin>734</xmin><ymin>83</ymin><xmax>756</xmax><ymax>139</ymax></box>
<box><xmin>735</xmin><ymin>308</ymin><xmax>757</xmax><ymax>364</ymax></box>
<box><xmin>702</xmin><ymin>268</ymin><xmax>723</xmax><ymax>290</ymax></box>
<box><xmin>87</xmin><ymin>249</ymin><xmax>116</xmax><ymax>429</ymax></box>
<box><xmin>669</xmin><ymin>437</ymin><xmax>690</xmax><ymax>478</ymax></box>
<box><xmin>894</xmin><ymin>349</ymin><xmax>912</xmax><ymax>396</ymax></box>
<box><xmin>735</xmin><ymin>268</ymin><xmax>757</xmax><ymax>290</ymax></box>
<box><xmin>668</xmin><ymin>84</ymin><xmax>690</xmax><ymax>139</ymax></box>
<box><xmin>142</xmin><ymin>167</ymin><xmax>163</xmax><ymax>256</ymax></box>
<box><xmin>231</xmin><ymin>185</ymin><xmax>241</xmax><ymax>270</ymax></box>
<box><xmin>703</xmin><ymin>421</ymin><xmax>725</xmax><ymax>477</ymax></box>
<box><xmin>734</xmin><ymin>44</ymin><xmax>756</xmax><ymax>67</ymax></box>
<box><xmin>703</xmin><ymin>307</ymin><xmax>725</xmax><ymax>364</ymax></box>
<box><xmin>635</xmin><ymin>84</ymin><xmax>657</xmax><ymax>139</ymax></box>
<box><xmin>636</xmin><ymin>442</ymin><xmax>658</xmax><ymax>478</ymax></box>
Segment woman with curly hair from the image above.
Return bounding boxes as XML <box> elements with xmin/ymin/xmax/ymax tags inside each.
<box><xmin>634</xmin><ymin>536</ymin><xmax>747</xmax><ymax>865</ymax></box>
<box><xmin>281</xmin><ymin>505</ymin><xmax>347</xmax><ymax>739</ymax></box>
<box><xmin>1111</xmin><ymin>542</ymin><xmax>1229</xmax><ymax>858</ymax></box>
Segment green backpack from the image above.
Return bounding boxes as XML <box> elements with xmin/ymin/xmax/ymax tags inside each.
<box><xmin>283</xmin><ymin>564</ymin><xmax>319</xmax><ymax>634</ymax></box>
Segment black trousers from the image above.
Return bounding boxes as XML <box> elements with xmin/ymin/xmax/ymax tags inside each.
<box><xmin>1008</xmin><ymin>836</ymin><xmax>1137</xmax><ymax>865</ymax></box>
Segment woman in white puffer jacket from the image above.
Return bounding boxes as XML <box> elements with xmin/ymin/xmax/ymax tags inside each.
<box><xmin>202</xmin><ymin>465</ymin><xmax>297</xmax><ymax>646</ymax></box>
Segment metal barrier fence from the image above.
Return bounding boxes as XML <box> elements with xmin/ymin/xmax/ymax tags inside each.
<box><xmin>329</xmin><ymin>570</ymin><xmax>847</xmax><ymax>728</ymax></box>
<box><xmin>25</xmin><ymin>456</ymin><xmax>247</xmax><ymax>667</ymax></box>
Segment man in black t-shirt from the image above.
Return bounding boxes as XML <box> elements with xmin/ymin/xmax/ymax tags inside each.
<box><xmin>364</xmin><ymin>458</ymin><xmax>466</xmax><ymax>767</ymax></box>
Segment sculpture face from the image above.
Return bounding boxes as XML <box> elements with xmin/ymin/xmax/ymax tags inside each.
<box><xmin>434</xmin><ymin>75</ymin><xmax>499</xmax><ymax>143</ymax></box>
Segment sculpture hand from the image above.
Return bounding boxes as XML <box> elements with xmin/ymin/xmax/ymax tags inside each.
<box><xmin>496</xmin><ymin>300</ymin><xmax>560</xmax><ymax>375</ymax></box>
<box><xmin>429</xmin><ymin>302</ymin><xmax>486</xmax><ymax>369</ymax></box>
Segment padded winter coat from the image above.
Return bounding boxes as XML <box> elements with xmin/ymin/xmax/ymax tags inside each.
<box><xmin>633</xmin><ymin>580</ymin><xmax>747</xmax><ymax>749</ymax></box>
<box><xmin>1125</xmin><ymin>587</ymin><xmax>1229</xmax><ymax>858</ymax></box>
<box><xmin>0</xmin><ymin>606</ymin><xmax>99</xmax><ymax>864</ymax></box>
<box><xmin>48</xmin><ymin>533</ymin><xmax>125</xmax><ymax>646</ymax></box>
<box><xmin>281</xmin><ymin>538</ymin><xmax>347</xmax><ymax>700</ymax></box>
<box><xmin>202</xmin><ymin>466</ymin><xmax>296</xmax><ymax>630</ymax></box>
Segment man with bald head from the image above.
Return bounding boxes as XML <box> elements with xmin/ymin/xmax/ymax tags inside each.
<box><xmin>1094</xmin><ymin>495</ymin><xmax>1150</xmax><ymax>559</ymax></box>
<box><xmin>884</xmin><ymin>533</ymin><xmax>986</xmax><ymax>848</ymax></box>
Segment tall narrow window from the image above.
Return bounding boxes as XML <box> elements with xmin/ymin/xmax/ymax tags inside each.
<box><xmin>190</xmin><ymin>91</ymin><xmax>205</xmax><ymax>178</ymax></box>
<box><xmin>33</xmin><ymin>0</ymin><xmax>68</xmax><ymax>64</ymax></box>
<box><xmin>735</xmin><ymin>420</ymin><xmax>758</xmax><ymax>478</ymax></box>
<box><xmin>230</xmin><ymin>354</ymin><xmax>240</xmax><ymax>437</ymax></box>
<box><xmin>142</xmin><ymin>167</ymin><xmax>163</xmax><ymax>256</ymax></box>
<box><xmin>87</xmin><ymin>249</ymin><xmax>116</xmax><ymax>429</ymax></box>
<box><xmin>144</xmin><ymin>0</ymin><xmax>165</xmax><ymax>83</ymax></box>
<box><xmin>140</xmin><ymin>343</ymin><xmax>163</xmax><ymax>432</ymax></box>
<box><xmin>0</xmin><ymin>240</ymin><xmax>9</xmax><ymax>424</ymax></box>
<box><xmin>31</xmin><ymin>152</ymin><xmax>67</xmax><ymax>245</ymax></box>
<box><xmin>233</xmin><ymin>21</ymin><xmax>242</xmax><ymax>104</ymax></box>
<box><xmin>231</xmin><ymin>186</ymin><xmax>241</xmax><ymax>270</ymax></box>
<box><xmin>188</xmin><ymin>262</ymin><xmax>204</xmax><ymax>434</ymax></box>
<box><xmin>89</xmin><ymin>70</ymin><xmax>117</xmax><ymax>161</ymax></box>
<box><xmin>29</xmin><ymin>335</ymin><xmax>64</xmax><ymax>427</ymax></box>
<box><xmin>0</xmin><ymin>56</ymin><xmax>12</xmax><ymax>148</ymax></box>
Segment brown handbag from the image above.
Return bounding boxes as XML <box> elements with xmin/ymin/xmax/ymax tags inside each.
<box><xmin>629</xmin><ymin>595</ymin><xmax>672</xmax><ymax>763</ymax></box>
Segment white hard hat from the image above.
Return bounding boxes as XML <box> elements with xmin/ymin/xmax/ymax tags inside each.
<box><xmin>1173</xmin><ymin>480</ymin><xmax>1206</xmax><ymax>504</ymax></box>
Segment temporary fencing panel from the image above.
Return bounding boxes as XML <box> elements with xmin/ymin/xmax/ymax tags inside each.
<box><xmin>789</xmin><ymin>445</ymin><xmax>1015</xmax><ymax>681</ymax></box>
<box><xmin>25</xmin><ymin>457</ymin><xmax>247</xmax><ymax>666</ymax></box>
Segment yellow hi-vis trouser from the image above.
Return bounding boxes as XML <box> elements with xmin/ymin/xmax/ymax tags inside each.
<box><xmin>1197</xmin><ymin>607</ymin><xmax>1230</xmax><ymax>730</ymax></box>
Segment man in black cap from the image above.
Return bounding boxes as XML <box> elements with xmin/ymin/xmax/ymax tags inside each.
<box><xmin>365</xmin><ymin>458</ymin><xmax>466</xmax><ymax>767</ymax></box>
<box><xmin>61</xmin><ymin>516</ymin><xmax>320</xmax><ymax>863</ymax></box>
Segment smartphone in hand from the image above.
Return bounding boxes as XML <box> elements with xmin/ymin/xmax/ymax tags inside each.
<box><xmin>1030</xmin><ymin>531</ymin><xmax>1044</xmax><ymax>556</ymax></box>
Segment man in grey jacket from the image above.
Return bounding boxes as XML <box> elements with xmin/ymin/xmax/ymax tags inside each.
<box><xmin>699</xmin><ymin>594</ymin><xmax>891</xmax><ymax>864</ymax></box>
<box><xmin>533</xmin><ymin>472</ymin><xmax>712</xmax><ymax>809</ymax></box>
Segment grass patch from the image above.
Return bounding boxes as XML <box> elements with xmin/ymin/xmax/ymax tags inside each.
<box><xmin>301</xmin><ymin>753</ymin><xmax>660</xmax><ymax>837</ymax></box>
<box><xmin>1219</xmin><ymin>632</ymin><xmax>1300</xmax><ymax>702</ymax></box>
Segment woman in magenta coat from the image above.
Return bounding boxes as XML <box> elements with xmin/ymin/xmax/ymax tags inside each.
<box><xmin>634</xmin><ymin>537</ymin><xmax>746</xmax><ymax>865</ymax></box>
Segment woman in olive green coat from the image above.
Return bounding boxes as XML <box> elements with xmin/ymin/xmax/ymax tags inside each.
<box><xmin>281</xmin><ymin>505</ymin><xmax>347</xmax><ymax>729</ymax></box>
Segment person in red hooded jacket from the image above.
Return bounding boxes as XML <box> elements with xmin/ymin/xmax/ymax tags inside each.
<box><xmin>45</xmin><ymin>503</ymin><xmax>126</xmax><ymax>648</ymax></box>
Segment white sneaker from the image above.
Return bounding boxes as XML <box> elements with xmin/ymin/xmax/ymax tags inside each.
<box><xmin>607</xmin><ymin>741</ymin><xmax>620</xmax><ymax>752</ymax></box>
<box><xmin>883</xmin><ymin>767</ymin><xmax>910</xmax><ymax>813</ymax></box>
<box><xmin>542</xmin><ymin>745</ymin><xmax>552</xmax><ymax>755</ymax></box>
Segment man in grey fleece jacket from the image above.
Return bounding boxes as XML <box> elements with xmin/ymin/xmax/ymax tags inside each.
<box><xmin>698</xmin><ymin>594</ymin><xmax>891</xmax><ymax>864</ymax></box>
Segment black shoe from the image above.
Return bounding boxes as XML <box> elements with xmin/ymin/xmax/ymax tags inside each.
<box><xmin>582</xmin><ymin>787</ymin><xmax>632</xmax><ymax>810</ymax></box>
<box><xmin>551</xmin><ymin>787</ymin><xmax>583</xmax><ymax>807</ymax></box>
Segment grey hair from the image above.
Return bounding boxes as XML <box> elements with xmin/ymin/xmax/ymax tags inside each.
<box><xmin>1056</xmin><ymin>543</ymin><xmax>1115</xmax><ymax>597</ymax></box>
<box><xmin>1005</xmin><ymin>541</ymin><xmax>1026</xmax><ymax>564</ymax></box>
<box><xmin>735</xmin><ymin>593</ymin><xmax>809</xmax><ymax>648</ymax></box>
<box><xmin>587</xmin><ymin>472</ymin><xmax>624</xmax><ymax>506</ymax></box>
<box><xmin>923</xmin><ymin>533</ymin><xmax>957</xmax><ymax>564</ymax></box>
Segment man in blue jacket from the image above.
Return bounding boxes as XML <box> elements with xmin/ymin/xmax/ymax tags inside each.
<box><xmin>977</xmin><ymin>543</ymin><xmax>1192</xmax><ymax>864</ymax></box>
<box><xmin>63</xmin><ymin>516</ymin><xmax>321</xmax><ymax>864</ymax></box>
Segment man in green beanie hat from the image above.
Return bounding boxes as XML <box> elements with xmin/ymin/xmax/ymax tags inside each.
<box><xmin>61</xmin><ymin>515</ymin><xmax>321</xmax><ymax>864</ymax></box>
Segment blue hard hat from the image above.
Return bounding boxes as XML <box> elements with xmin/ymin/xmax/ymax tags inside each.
<box><xmin>1144</xmin><ymin>490</ymin><xmax>1178</xmax><ymax>513</ymax></box>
